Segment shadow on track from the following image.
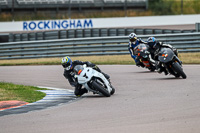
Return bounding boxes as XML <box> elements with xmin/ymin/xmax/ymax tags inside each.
<box><xmin>81</xmin><ymin>94</ymin><xmax>116</xmax><ymax>98</ymax></box>
<box><xmin>151</xmin><ymin>77</ymin><xmax>184</xmax><ymax>80</ymax></box>
<box><xmin>133</xmin><ymin>71</ymin><xmax>157</xmax><ymax>74</ymax></box>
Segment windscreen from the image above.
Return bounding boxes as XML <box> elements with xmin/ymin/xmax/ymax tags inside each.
<box><xmin>74</xmin><ymin>65</ymin><xmax>84</xmax><ymax>75</ymax></box>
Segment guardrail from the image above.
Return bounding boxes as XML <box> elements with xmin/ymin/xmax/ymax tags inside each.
<box><xmin>1</xmin><ymin>32</ymin><xmax>200</xmax><ymax>59</ymax></box>
<box><xmin>8</xmin><ymin>28</ymin><xmax>196</xmax><ymax>42</ymax></box>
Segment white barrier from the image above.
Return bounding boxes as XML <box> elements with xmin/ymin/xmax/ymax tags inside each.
<box><xmin>0</xmin><ymin>14</ymin><xmax>200</xmax><ymax>32</ymax></box>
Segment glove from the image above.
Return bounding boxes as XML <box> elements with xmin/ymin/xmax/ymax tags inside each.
<box><xmin>155</xmin><ymin>61</ymin><xmax>160</xmax><ymax>70</ymax></box>
<box><xmin>93</xmin><ymin>65</ymin><xmax>101</xmax><ymax>72</ymax></box>
<box><xmin>145</xmin><ymin>51</ymin><xmax>150</xmax><ymax>54</ymax></box>
<box><xmin>70</xmin><ymin>82</ymin><xmax>77</xmax><ymax>87</ymax></box>
<box><xmin>86</xmin><ymin>61</ymin><xmax>95</xmax><ymax>67</ymax></box>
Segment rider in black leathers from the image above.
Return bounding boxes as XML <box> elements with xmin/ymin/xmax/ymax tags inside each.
<box><xmin>147</xmin><ymin>37</ymin><xmax>179</xmax><ymax>75</ymax></box>
<box><xmin>61</xmin><ymin>56</ymin><xmax>110</xmax><ymax>97</ymax></box>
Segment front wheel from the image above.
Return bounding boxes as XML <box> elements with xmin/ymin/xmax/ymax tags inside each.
<box><xmin>110</xmin><ymin>85</ymin><xmax>115</xmax><ymax>95</ymax></box>
<box><xmin>91</xmin><ymin>81</ymin><xmax>111</xmax><ymax>97</ymax></box>
<box><xmin>172</xmin><ymin>62</ymin><xmax>187</xmax><ymax>79</ymax></box>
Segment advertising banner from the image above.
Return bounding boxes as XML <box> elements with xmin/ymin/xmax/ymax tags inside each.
<box><xmin>0</xmin><ymin>14</ymin><xmax>200</xmax><ymax>32</ymax></box>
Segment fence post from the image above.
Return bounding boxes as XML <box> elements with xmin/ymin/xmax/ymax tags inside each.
<box><xmin>35</xmin><ymin>32</ymin><xmax>37</xmax><ymax>40</ymax></box>
<box><xmin>9</xmin><ymin>33</ymin><xmax>13</xmax><ymax>42</ymax></box>
<box><xmin>75</xmin><ymin>29</ymin><xmax>77</xmax><ymax>38</ymax></box>
<box><xmin>58</xmin><ymin>30</ymin><xmax>61</xmax><ymax>39</ymax></box>
<box><xmin>195</xmin><ymin>23</ymin><xmax>200</xmax><ymax>32</ymax></box>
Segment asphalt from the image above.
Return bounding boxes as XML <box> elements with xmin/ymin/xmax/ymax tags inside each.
<box><xmin>0</xmin><ymin>65</ymin><xmax>200</xmax><ymax>133</ymax></box>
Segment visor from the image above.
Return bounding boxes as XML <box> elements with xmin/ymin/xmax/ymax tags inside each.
<box><xmin>148</xmin><ymin>42</ymin><xmax>155</xmax><ymax>48</ymax></box>
<box><xmin>130</xmin><ymin>37</ymin><xmax>137</xmax><ymax>42</ymax></box>
<box><xmin>62</xmin><ymin>62</ymin><xmax>72</xmax><ymax>70</ymax></box>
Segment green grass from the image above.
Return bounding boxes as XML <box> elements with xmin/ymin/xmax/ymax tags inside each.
<box><xmin>1</xmin><ymin>0</ymin><xmax>200</xmax><ymax>21</ymax></box>
<box><xmin>0</xmin><ymin>82</ymin><xmax>47</xmax><ymax>103</ymax></box>
<box><xmin>0</xmin><ymin>53</ymin><xmax>200</xmax><ymax>66</ymax></box>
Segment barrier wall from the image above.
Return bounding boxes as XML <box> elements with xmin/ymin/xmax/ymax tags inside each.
<box><xmin>0</xmin><ymin>14</ymin><xmax>200</xmax><ymax>32</ymax></box>
<box><xmin>9</xmin><ymin>28</ymin><xmax>195</xmax><ymax>42</ymax></box>
<box><xmin>1</xmin><ymin>32</ymin><xmax>200</xmax><ymax>60</ymax></box>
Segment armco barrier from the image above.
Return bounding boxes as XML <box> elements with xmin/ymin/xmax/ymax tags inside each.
<box><xmin>0</xmin><ymin>32</ymin><xmax>200</xmax><ymax>59</ymax></box>
<box><xmin>8</xmin><ymin>28</ymin><xmax>195</xmax><ymax>42</ymax></box>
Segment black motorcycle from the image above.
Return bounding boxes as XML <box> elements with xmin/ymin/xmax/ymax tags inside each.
<box><xmin>158</xmin><ymin>48</ymin><xmax>187</xmax><ymax>79</ymax></box>
<box><xmin>134</xmin><ymin>43</ymin><xmax>156</xmax><ymax>71</ymax></box>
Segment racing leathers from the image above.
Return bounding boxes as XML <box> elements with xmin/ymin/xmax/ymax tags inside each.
<box><xmin>63</xmin><ymin>60</ymin><xmax>109</xmax><ymax>96</ymax></box>
<box><xmin>128</xmin><ymin>38</ymin><xmax>146</xmax><ymax>67</ymax></box>
<box><xmin>153</xmin><ymin>42</ymin><xmax>178</xmax><ymax>60</ymax></box>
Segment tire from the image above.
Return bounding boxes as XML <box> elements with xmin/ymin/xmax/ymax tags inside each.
<box><xmin>172</xmin><ymin>62</ymin><xmax>187</xmax><ymax>79</ymax></box>
<box><xmin>91</xmin><ymin>81</ymin><xmax>111</xmax><ymax>97</ymax></box>
<box><xmin>110</xmin><ymin>86</ymin><xmax>115</xmax><ymax>95</ymax></box>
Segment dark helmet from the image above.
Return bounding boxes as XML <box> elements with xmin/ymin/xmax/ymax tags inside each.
<box><xmin>147</xmin><ymin>37</ymin><xmax>157</xmax><ymax>48</ymax></box>
<box><xmin>129</xmin><ymin>33</ymin><xmax>137</xmax><ymax>43</ymax></box>
<box><xmin>61</xmin><ymin>56</ymin><xmax>72</xmax><ymax>70</ymax></box>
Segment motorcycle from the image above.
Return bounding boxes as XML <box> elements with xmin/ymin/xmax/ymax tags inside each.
<box><xmin>134</xmin><ymin>43</ymin><xmax>156</xmax><ymax>71</ymax></box>
<box><xmin>157</xmin><ymin>48</ymin><xmax>187</xmax><ymax>79</ymax></box>
<box><xmin>74</xmin><ymin>65</ymin><xmax>115</xmax><ymax>97</ymax></box>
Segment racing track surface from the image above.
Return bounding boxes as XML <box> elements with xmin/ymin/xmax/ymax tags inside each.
<box><xmin>0</xmin><ymin>65</ymin><xmax>200</xmax><ymax>133</ymax></box>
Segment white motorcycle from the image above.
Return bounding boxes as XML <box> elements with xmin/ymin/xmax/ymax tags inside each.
<box><xmin>74</xmin><ymin>65</ymin><xmax>115</xmax><ymax>97</ymax></box>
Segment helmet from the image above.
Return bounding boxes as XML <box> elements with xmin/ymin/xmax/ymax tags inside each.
<box><xmin>61</xmin><ymin>56</ymin><xmax>72</xmax><ymax>70</ymax></box>
<box><xmin>129</xmin><ymin>33</ymin><xmax>137</xmax><ymax>43</ymax></box>
<box><xmin>147</xmin><ymin>37</ymin><xmax>157</xmax><ymax>48</ymax></box>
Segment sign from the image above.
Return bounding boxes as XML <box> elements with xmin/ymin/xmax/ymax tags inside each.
<box><xmin>23</xmin><ymin>19</ymin><xmax>93</xmax><ymax>31</ymax></box>
<box><xmin>0</xmin><ymin>14</ymin><xmax>200</xmax><ymax>32</ymax></box>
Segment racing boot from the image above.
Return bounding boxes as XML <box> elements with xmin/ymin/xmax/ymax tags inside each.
<box><xmin>163</xmin><ymin>68</ymin><xmax>168</xmax><ymax>75</ymax></box>
<box><xmin>136</xmin><ymin>61</ymin><xmax>145</xmax><ymax>68</ymax></box>
<box><xmin>157</xmin><ymin>66</ymin><xmax>168</xmax><ymax>75</ymax></box>
<box><xmin>75</xmin><ymin>88</ymin><xmax>88</xmax><ymax>97</ymax></box>
<box><xmin>74</xmin><ymin>84</ymin><xmax>88</xmax><ymax>97</ymax></box>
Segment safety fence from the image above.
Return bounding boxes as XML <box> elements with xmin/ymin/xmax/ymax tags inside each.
<box><xmin>9</xmin><ymin>28</ymin><xmax>196</xmax><ymax>42</ymax></box>
<box><xmin>0</xmin><ymin>32</ymin><xmax>200</xmax><ymax>59</ymax></box>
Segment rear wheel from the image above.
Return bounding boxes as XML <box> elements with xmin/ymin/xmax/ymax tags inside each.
<box><xmin>172</xmin><ymin>62</ymin><xmax>187</xmax><ymax>79</ymax></box>
<box><xmin>91</xmin><ymin>81</ymin><xmax>111</xmax><ymax>97</ymax></box>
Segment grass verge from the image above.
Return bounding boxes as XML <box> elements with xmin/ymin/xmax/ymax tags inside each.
<box><xmin>0</xmin><ymin>82</ymin><xmax>47</xmax><ymax>103</ymax></box>
<box><xmin>0</xmin><ymin>53</ymin><xmax>200</xmax><ymax>66</ymax></box>
<box><xmin>1</xmin><ymin>0</ymin><xmax>200</xmax><ymax>21</ymax></box>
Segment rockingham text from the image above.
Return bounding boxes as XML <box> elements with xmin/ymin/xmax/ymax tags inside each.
<box><xmin>23</xmin><ymin>19</ymin><xmax>93</xmax><ymax>31</ymax></box>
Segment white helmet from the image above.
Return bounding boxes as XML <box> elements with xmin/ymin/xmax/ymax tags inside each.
<box><xmin>61</xmin><ymin>56</ymin><xmax>72</xmax><ymax>70</ymax></box>
<box><xmin>129</xmin><ymin>33</ymin><xmax>137</xmax><ymax>42</ymax></box>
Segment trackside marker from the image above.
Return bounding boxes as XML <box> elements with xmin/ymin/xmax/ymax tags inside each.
<box><xmin>0</xmin><ymin>87</ymin><xmax>76</xmax><ymax>113</ymax></box>
<box><xmin>0</xmin><ymin>101</ymin><xmax>29</xmax><ymax>111</ymax></box>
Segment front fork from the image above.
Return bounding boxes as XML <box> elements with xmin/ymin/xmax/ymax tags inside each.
<box><xmin>174</xmin><ymin>55</ymin><xmax>182</xmax><ymax>66</ymax></box>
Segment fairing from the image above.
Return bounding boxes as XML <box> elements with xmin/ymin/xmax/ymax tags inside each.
<box><xmin>158</xmin><ymin>48</ymin><xmax>175</xmax><ymax>63</ymax></box>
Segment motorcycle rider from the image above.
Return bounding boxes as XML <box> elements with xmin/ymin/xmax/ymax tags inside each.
<box><xmin>61</xmin><ymin>56</ymin><xmax>110</xmax><ymax>97</ymax></box>
<box><xmin>128</xmin><ymin>32</ymin><xmax>146</xmax><ymax>67</ymax></box>
<box><xmin>147</xmin><ymin>37</ymin><xmax>179</xmax><ymax>74</ymax></box>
